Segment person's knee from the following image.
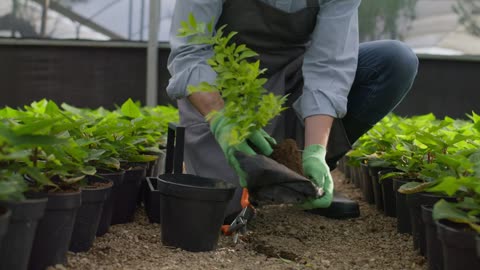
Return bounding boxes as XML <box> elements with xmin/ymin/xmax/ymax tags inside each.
<box><xmin>381</xmin><ymin>40</ymin><xmax>419</xmax><ymax>81</ymax></box>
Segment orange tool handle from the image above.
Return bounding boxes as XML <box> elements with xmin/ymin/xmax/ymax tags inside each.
<box><xmin>241</xmin><ymin>188</ymin><xmax>250</xmax><ymax>208</ymax></box>
<box><xmin>221</xmin><ymin>225</ymin><xmax>232</xmax><ymax>236</ymax></box>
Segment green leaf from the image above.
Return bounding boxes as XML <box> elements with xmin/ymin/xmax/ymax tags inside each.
<box><xmin>433</xmin><ymin>200</ymin><xmax>480</xmax><ymax>233</ymax></box>
<box><xmin>121</xmin><ymin>99</ymin><xmax>142</xmax><ymax>119</ymax></box>
<box><xmin>188</xmin><ymin>13</ymin><xmax>197</xmax><ymax>29</ymax></box>
<box><xmin>81</xmin><ymin>166</ymin><xmax>97</xmax><ymax>176</ymax></box>
<box><xmin>398</xmin><ymin>181</ymin><xmax>432</xmax><ymax>194</ymax></box>
<box><xmin>24</xmin><ymin>167</ymin><xmax>57</xmax><ymax>188</ymax></box>
<box><xmin>427</xmin><ymin>177</ymin><xmax>461</xmax><ymax>196</ymax></box>
<box><xmin>238</xmin><ymin>50</ymin><xmax>258</xmax><ymax>61</ymax></box>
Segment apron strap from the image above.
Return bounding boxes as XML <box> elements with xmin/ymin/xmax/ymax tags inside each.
<box><xmin>307</xmin><ymin>0</ymin><xmax>320</xmax><ymax>8</ymax></box>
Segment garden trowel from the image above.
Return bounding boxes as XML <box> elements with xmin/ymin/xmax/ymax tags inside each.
<box><xmin>234</xmin><ymin>152</ymin><xmax>324</xmax><ymax>206</ymax></box>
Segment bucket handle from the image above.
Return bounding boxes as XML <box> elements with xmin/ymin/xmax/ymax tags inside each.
<box><xmin>165</xmin><ymin>123</ymin><xmax>185</xmax><ymax>174</ymax></box>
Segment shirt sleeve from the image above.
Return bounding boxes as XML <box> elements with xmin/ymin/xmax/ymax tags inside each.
<box><xmin>166</xmin><ymin>0</ymin><xmax>223</xmax><ymax>100</ymax></box>
<box><xmin>293</xmin><ymin>0</ymin><xmax>361</xmax><ymax>119</ymax></box>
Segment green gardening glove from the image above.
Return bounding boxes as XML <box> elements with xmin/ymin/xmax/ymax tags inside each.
<box><xmin>300</xmin><ymin>144</ymin><xmax>334</xmax><ymax>209</ymax></box>
<box><xmin>210</xmin><ymin>114</ymin><xmax>276</xmax><ymax>187</ymax></box>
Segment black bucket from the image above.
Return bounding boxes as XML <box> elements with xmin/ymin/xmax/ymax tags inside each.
<box><xmin>70</xmin><ymin>180</ymin><xmax>112</xmax><ymax>252</ymax></box>
<box><xmin>111</xmin><ymin>166</ymin><xmax>146</xmax><ymax>225</ymax></box>
<box><xmin>0</xmin><ymin>206</ymin><xmax>11</xmax><ymax>247</ymax></box>
<box><xmin>158</xmin><ymin>174</ymin><xmax>236</xmax><ymax>252</ymax></box>
<box><xmin>393</xmin><ymin>178</ymin><xmax>413</xmax><ymax>234</ymax></box>
<box><xmin>29</xmin><ymin>190</ymin><xmax>82</xmax><ymax>270</ymax></box>
<box><xmin>437</xmin><ymin>220</ymin><xmax>480</xmax><ymax>270</ymax></box>
<box><xmin>407</xmin><ymin>192</ymin><xmax>454</xmax><ymax>256</ymax></box>
<box><xmin>96</xmin><ymin>170</ymin><xmax>125</xmax><ymax>236</ymax></box>
<box><xmin>0</xmin><ymin>198</ymin><xmax>48</xmax><ymax>270</ymax></box>
<box><xmin>422</xmin><ymin>206</ymin><xmax>443</xmax><ymax>270</ymax></box>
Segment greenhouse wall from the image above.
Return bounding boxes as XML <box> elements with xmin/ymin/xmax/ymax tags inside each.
<box><xmin>0</xmin><ymin>41</ymin><xmax>479</xmax><ymax>118</ymax></box>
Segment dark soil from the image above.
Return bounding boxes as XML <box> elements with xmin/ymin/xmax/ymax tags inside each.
<box><xmin>84</xmin><ymin>181</ymin><xmax>113</xmax><ymax>189</ymax></box>
<box><xmin>270</xmin><ymin>139</ymin><xmax>304</xmax><ymax>176</ymax></box>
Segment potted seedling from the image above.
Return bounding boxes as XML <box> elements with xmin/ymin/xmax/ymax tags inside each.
<box><xmin>105</xmin><ymin>99</ymin><xmax>159</xmax><ymax>224</ymax></box>
<box><xmin>433</xmin><ymin>195</ymin><xmax>480</xmax><ymax>270</ymax></box>
<box><xmin>53</xmin><ymin>105</ymin><xmax>115</xmax><ymax>253</ymax></box>
<box><xmin>66</xmin><ymin>104</ymin><xmax>130</xmax><ymax>235</ymax></box>
<box><xmin>0</xmin><ymin>105</ymin><xmax>74</xmax><ymax>270</ymax></box>
<box><xmin>4</xmin><ymin>100</ymin><xmax>90</xmax><ymax>270</ymax></box>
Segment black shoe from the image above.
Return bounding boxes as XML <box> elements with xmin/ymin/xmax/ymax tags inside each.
<box><xmin>306</xmin><ymin>192</ymin><xmax>360</xmax><ymax>219</ymax></box>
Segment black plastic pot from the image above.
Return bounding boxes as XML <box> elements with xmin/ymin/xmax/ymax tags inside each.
<box><xmin>370</xmin><ymin>167</ymin><xmax>384</xmax><ymax>212</ymax></box>
<box><xmin>378</xmin><ymin>169</ymin><xmax>397</xmax><ymax>217</ymax></box>
<box><xmin>393</xmin><ymin>178</ymin><xmax>413</xmax><ymax>234</ymax></box>
<box><xmin>360</xmin><ymin>164</ymin><xmax>374</xmax><ymax>204</ymax></box>
<box><xmin>0</xmin><ymin>206</ymin><xmax>11</xmax><ymax>247</ymax></box>
<box><xmin>144</xmin><ymin>177</ymin><xmax>160</xmax><ymax>223</ymax></box>
<box><xmin>422</xmin><ymin>206</ymin><xmax>443</xmax><ymax>270</ymax></box>
<box><xmin>111</xmin><ymin>166</ymin><xmax>146</xmax><ymax>225</ymax></box>
<box><xmin>0</xmin><ymin>198</ymin><xmax>48</xmax><ymax>270</ymax></box>
<box><xmin>96</xmin><ymin>170</ymin><xmax>125</xmax><ymax>236</ymax></box>
<box><xmin>158</xmin><ymin>174</ymin><xmax>235</xmax><ymax>252</ymax></box>
<box><xmin>70</xmin><ymin>180</ymin><xmax>112</xmax><ymax>253</ymax></box>
<box><xmin>437</xmin><ymin>220</ymin><xmax>480</xmax><ymax>270</ymax></box>
<box><xmin>29</xmin><ymin>190</ymin><xmax>82</xmax><ymax>270</ymax></box>
<box><xmin>135</xmin><ymin>163</ymin><xmax>150</xmax><ymax>207</ymax></box>
<box><xmin>407</xmin><ymin>192</ymin><xmax>454</xmax><ymax>256</ymax></box>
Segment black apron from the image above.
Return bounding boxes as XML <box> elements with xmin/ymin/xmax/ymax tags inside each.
<box><xmin>177</xmin><ymin>0</ymin><xmax>350</xmax><ymax>215</ymax></box>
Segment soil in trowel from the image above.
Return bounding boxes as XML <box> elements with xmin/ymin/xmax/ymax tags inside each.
<box><xmin>270</xmin><ymin>139</ymin><xmax>304</xmax><ymax>176</ymax></box>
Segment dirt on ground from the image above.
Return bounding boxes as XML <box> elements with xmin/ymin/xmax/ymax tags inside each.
<box><xmin>61</xmin><ymin>170</ymin><xmax>427</xmax><ymax>270</ymax></box>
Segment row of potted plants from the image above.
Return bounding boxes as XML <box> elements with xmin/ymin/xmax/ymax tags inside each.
<box><xmin>339</xmin><ymin>113</ymin><xmax>480</xmax><ymax>270</ymax></box>
<box><xmin>0</xmin><ymin>99</ymin><xmax>178</xmax><ymax>270</ymax></box>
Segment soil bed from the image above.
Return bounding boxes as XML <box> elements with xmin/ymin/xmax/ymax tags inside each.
<box><xmin>62</xmin><ymin>170</ymin><xmax>426</xmax><ymax>270</ymax></box>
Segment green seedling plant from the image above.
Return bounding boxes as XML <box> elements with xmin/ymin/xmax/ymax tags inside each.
<box><xmin>0</xmin><ymin>127</ymin><xmax>30</xmax><ymax>200</ymax></box>
<box><xmin>398</xmin><ymin>116</ymin><xmax>480</xmax><ymax>194</ymax></box>
<box><xmin>0</xmin><ymin>99</ymin><xmax>180</xmax><ymax>194</ymax></box>
<box><xmin>178</xmin><ymin>14</ymin><xmax>287</xmax><ymax>146</ymax></box>
<box><xmin>432</xmin><ymin>157</ymin><xmax>480</xmax><ymax>233</ymax></box>
<box><xmin>1</xmin><ymin>100</ymin><xmax>98</xmax><ymax>190</ymax></box>
<box><xmin>348</xmin><ymin>112</ymin><xmax>480</xmax><ymax>199</ymax></box>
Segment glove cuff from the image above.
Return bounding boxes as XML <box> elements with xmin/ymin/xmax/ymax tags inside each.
<box><xmin>303</xmin><ymin>144</ymin><xmax>327</xmax><ymax>160</ymax></box>
<box><xmin>209</xmin><ymin>113</ymin><xmax>226</xmax><ymax>135</ymax></box>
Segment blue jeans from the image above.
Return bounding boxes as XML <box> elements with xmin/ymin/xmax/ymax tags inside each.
<box><xmin>342</xmin><ymin>40</ymin><xmax>419</xmax><ymax>144</ymax></box>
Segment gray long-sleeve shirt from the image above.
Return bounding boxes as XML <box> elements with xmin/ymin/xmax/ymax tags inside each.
<box><xmin>167</xmin><ymin>0</ymin><xmax>361</xmax><ymax>119</ymax></box>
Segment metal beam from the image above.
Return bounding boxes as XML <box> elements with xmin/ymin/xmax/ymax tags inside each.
<box><xmin>146</xmin><ymin>0</ymin><xmax>160</xmax><ymax>106</ymax></box>
<box><xmin>32</xmin><ymin>0</ymin><xmax>123</xmax><ymax>40</ymax></box>
<box><xmin>128</xmin><ymin>0</ymin><xmax>133</xmax><ymax>39</ymax></box>
<box><xmin>40</xmin><ymin>0</ymin><xmax>50</xmax><ymax>37</ymax></box>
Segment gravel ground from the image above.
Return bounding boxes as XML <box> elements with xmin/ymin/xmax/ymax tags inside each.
<box><xmin>59</xmin><ymin>170</ymin><xmax>427</xmax><ymax>270</ymax></box>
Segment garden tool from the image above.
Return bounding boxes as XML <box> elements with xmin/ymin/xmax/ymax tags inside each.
<box><xmin>221</xmin><ymin>188</ymin><xmax>255</xmax><ymax>243</ymax></box>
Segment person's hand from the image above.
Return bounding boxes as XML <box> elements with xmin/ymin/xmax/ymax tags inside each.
<box><xmin>300</xmin><ymin>144</ymin><xmax>334</xmax><ymax>209</ymax></box>
<box><xmin>210</xmin><ymin>114</ymin><xmax>275</xmax><ymax>187</ymax></box>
